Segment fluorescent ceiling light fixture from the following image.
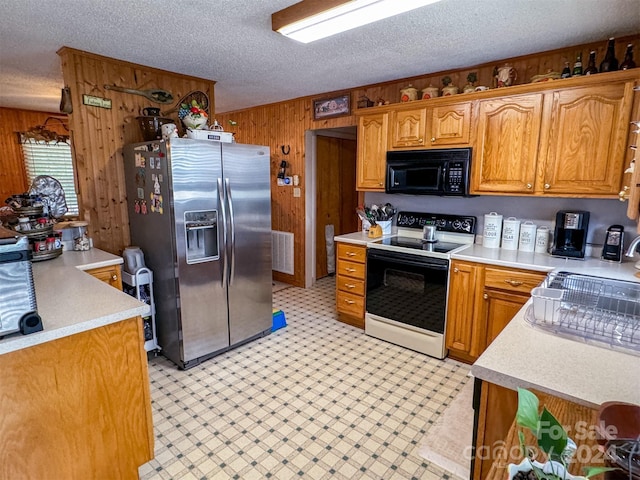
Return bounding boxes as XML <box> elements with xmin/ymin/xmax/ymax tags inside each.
<box><xmin>273</xmin><ymin>0</ymin><xmax>442</xmax><ymax>44</ymax></box>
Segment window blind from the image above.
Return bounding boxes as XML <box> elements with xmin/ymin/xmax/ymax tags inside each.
<box><xmin>20</xmin><ymin>138</ymin><xmax>79</xmax><ymax>215</ymax></box>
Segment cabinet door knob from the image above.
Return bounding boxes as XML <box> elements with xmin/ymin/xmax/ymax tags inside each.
<box><xmin>453</xmin><ymin>267</ymin><xmax>459</xmax><ymax>273</ymax></box>
<box><xmin>483</xmin><ymin>293</ymin><xmax>489</xmax><ymax>300</ymax></box>
<box><xmin>526</xmin><ymin>183</ymin><xmax>532</xmax><ymax>189</ymax></box>
<box><xmin>619</xmin><ymin>186</ymin><xmax>630</xmax><ymax>202</ymax></box>
<box><xmin>378</xmin><ymin>182</ymin><xmax>383</xmax><ymax>186</ymax></box>
<box><xmin>505</xmin><ymin>279</ymin><xmax>524</xmax><ymax>287</ymax></box>
<box><xmin>544</xmin><ymin>183</ymin><xmax>551</xmax><ymax>190</ymax></box>
<box><xmin>431</xmin><ymin>137</ymin><xmax>436</xmax><ymax>142</ymax></box>
<box><xmin>112</xmin><ymin>274</ymin><xmax>118</xmax><ymax>281</ymax></box>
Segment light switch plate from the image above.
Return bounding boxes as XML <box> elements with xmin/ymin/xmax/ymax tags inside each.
<box><xmin>293</xmin><ymin>187</ymin><xmax>301</xmax><ymax>197</ymax></box>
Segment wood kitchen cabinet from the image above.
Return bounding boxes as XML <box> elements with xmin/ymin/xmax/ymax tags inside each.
<box><xmin>446</xmin><ymin>260</ymin><xmax>546</xmax><ymax>363</ymax></box>
<box><xmin>0</xmin><ymin>316</ymin><xmax>154</xmax><ymax>479</ymax></box>
<box><xmin>427</xmin><ymin>102</ymin><xmax>472</xmax><ymax>146</ymax></box>
<box><xmin>86</xmin><ymin>263</ymin><xmax>123</xmax><ymax>290</ymax></box>
<box><xmin>356</xmin><ymin>112</ymin><xmax>388</xmax><ymax>191</ymax></box>
<box><xmin>335</xmin><ymin>242</ymin><xmax>367</xmax><ymax>328</ymax></box>
<box><xmin>389</xmin><ymin>102</ymin><xmax>472</xmax><ymax>149</ymax></box>
<box><xmin>482</xmin><ymin>267</ymin><xmax>546</xmax><ymax>349</ymax></box>
<box><xmin>471</xmin><ymin>94</ymin><xmax>544</xmax><ymax>194</ymax></box>
<box><xmin>538</xmin><ymin>82</ymin><xmax>635</xmax><ymax>196</ymax></box>
<box><xmin>390</xmin><ymin>106</ymin><xmax>428</xmax><ymax>148</ymax></box>
<box><xmin>445</xmin><ymin>260</ymin><xmax>484</xmax><ymax>363</ymax></box>
<box><xmin>473</xmin><ymin>381</ymin><xmax>602</xmax><ymax>480</ymax></box>
<box><xmin>471</xmin><ymin>72</ymin><xmax>637</xmax><ymax>197</ymax></box>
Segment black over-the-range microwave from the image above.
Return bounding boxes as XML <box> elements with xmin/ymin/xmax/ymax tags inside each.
<box><xmin>385</xmin><ymin>147</ymin><xmax>472</xmax><ymax>196</ymax></box>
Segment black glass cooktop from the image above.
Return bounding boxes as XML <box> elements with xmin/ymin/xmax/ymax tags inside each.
<box><xmin>373</xmin><ymin>236</ymin><xmax>465</xmax><ymax>253</ymax></box>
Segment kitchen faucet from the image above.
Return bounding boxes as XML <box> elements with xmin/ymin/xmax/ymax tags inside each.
<box><xmin>625</xmin><ymin>235</ymin><xmax>640</xmax><ymax>257</ymax></box>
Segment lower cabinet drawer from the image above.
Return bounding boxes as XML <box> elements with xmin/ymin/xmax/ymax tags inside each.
<box><xmin>336</xmin><ymin>290</ymin><xmax>365</xmax><ymax>318</ymax></box>
<box><xmin>337</xmin><ymin>260</ymin><xmax>366</xmax><ymax>279</ymax></box>
<box><xmin>484</xmin><ymin>267</ymin><xmax>546</xmax><ymax>294</ymax></box>
<box><xmin>337</xmin><ymin>275</ymin><xmax>365</xmax><ymax>296</ymax></box>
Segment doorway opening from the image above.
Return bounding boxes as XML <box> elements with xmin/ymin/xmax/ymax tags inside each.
<box><xmin>305</xmin><ymin>127</ymin><xmax>361</xmax><ymax>287</ymax></box>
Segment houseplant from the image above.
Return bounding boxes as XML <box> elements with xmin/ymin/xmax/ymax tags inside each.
<box><xmin>510</xmin><ymin>388</ymin><xmax>614</xmax><ymax>480</ymax></box>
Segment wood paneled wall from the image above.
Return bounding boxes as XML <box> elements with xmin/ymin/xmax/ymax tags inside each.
<box><xmin>57</xmin><ymin>47</ymin><xmax>215</xmax><ymax>255</ymax></box>
<box><xmin>0</xmin><ymin>108</ymin><xmax>68</xmax><ymax>202</ymax></box>
<box><xmin>2</xmin><ymin>37</ymin><xmax>638</xmax><ymax>286</ymax></box>
<box><xmin>215</xmin><ymin>34</ymin><xmax>639</xmax><ymax>287</ymax></box>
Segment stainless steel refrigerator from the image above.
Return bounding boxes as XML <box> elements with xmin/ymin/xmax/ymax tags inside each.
<box><xmin>123</xmin><ymin>138</ymin><xmax>272</xmax><ymax>369</ymax></box>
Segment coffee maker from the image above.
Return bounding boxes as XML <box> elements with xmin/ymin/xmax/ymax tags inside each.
<box><xmin>551</xmin><ymin>210</ymin><xmax>590</xmax><ymax>259</ymax></box>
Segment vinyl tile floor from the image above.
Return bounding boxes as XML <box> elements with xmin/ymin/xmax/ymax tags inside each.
<box><xmin>139</xmin><ymin>276</ymin><xmax>470</xmax><ymax>480</ymax></box>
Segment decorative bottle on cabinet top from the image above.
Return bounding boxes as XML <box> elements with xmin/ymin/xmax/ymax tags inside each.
<box><xmin>584</xmin><ymin>51</ymin><xmax>599</xmax><ymax>75</ymax></box>
<box><xmin>599</xmin><ymin>37</ymin><xmax>619</xmax><ymax>72</ymax></box>
<box><xmin>620</xmin><ymin>44</ymin><xmax>636</xmax><ymax>70</ymax></box>
<box><xmin>572</xmin><ymin>53</ymin><xmax>583</xmax><ymax>76</ymax></box>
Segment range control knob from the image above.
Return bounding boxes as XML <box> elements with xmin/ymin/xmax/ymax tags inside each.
<box><xmin>461</xmin><ymin>220</ymin><xmax>472</xmax><ymax>232</ymax></box>
<box><xmin>437</xmin><ymin>219</ymin><xmax>447</xmax><ymax>228</ymax></box>
<box><xmin>452</xmin><ymin>220</ymin><xmax>462</xmax><ymax>230</ymax></box>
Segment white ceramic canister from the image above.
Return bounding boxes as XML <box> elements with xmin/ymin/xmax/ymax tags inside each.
<box><xmin>518</xmin><ymin>221</ymin><xmax>537</xmax><ymax>252</ymax></box>
<box><xmin>400</xmin><ymin>84</ymin><xmax>418</xmax><ymax>102</ymax></box>
<box><xmin>535</xmin><ymin>226</ymin><xmax>550</xmax><ymax>253</ymax></box>
<box><xmin>501</xmin><ymin>217</ymin><xmax>521</xmax><ymax>250</ymax></box>
<box><xmin>483</xmin><ymin>212</ymin><xmax>503</xmax><ymax>248</ymax></box>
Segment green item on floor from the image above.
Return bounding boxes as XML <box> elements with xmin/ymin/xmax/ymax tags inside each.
<box><xmin>272</xmin><ymin>309</ymin><xmax>286</xmax><ymax>331</ymax></box>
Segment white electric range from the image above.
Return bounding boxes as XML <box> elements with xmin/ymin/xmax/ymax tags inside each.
<box><xmin>365</xmin><ymin>211</ymin><xmax>477</xmax><ymax>359</ymax></box>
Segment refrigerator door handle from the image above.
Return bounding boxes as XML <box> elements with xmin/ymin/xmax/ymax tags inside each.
<box><xmin>218</xmin><ymin>177</ymin><xmax>227</xmax><ymax>289</ymax></box>
<box><xmin>225</xmin><ymin>178</ymin><xmax>236</xmax><ymax>286</ymax></box>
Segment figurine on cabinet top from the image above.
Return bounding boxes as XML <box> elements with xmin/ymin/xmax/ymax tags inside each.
<box><xmin>494</xmin><ymin>64</ymin><xmax>517</xmax><ymax>88</ymax></box>
<box><xmin>441</xmin><ymin>76</ymin><xmax>459</xmax><ymax>96</ymax></box>
<box><xmin>463</xmin><ymin>72</ymin><xmax>478</xmax><ymax>93</ymax></box>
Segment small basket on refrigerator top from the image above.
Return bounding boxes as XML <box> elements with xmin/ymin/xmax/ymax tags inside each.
<box><xmin>527</xmin><ymin>271</ymin><xmax>640</xmax><ymax>356</ymax></box>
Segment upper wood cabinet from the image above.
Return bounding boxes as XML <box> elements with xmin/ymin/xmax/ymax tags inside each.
<box><xmin>389</xmin><ymin>102</ymin><xmax>472</xmax><ymax>149</ymax></box>
<box><xmin>427</xmin><ymin>102</ymin><xmax>472</xmax><ymax>146</ymax></box>
<box><xmin>471</xmin><ymin>94</ymin><xmax>544</xmax><ymax>194</ymax></box>
<box><xmin>356</xmin><ymin>112</ymin><xmax>388</xmax><ymax>190</ymax></box>
<box><xmin>470</xmin><ymin>73</ymin><xmax>637</xmax><ymax>197</ymax></box>
<box><xmin>538</xmin><ymin>82</ymin><xmax>635</xmax><ymax>196</ymax></box>
<box><xmin>356</xmin><ymin>70</ymin><xmax>639</xmax><ymax>196</ymax></box>
<box><xmin>390</xmin><ymin>107</ymin><xmax>427</xmax><ymax>148</ymax></box>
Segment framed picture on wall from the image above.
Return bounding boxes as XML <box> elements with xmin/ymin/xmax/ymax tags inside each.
<box><xmin>313</xmin><ymin>93</ymin><xmax>351</xmax><ymax>120</ymax></box>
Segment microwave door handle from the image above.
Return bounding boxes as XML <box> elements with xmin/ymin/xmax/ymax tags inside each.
<box><xmin>440</xmin><ymin>165</ymin><xmax>446</xmax><ymax>190</ymax></box>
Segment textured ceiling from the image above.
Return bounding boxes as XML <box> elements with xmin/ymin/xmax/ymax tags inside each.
<box><xmin>1</xmin><ymin>0</ymin><xmax>639</xmax><ymax>115</ymax></box>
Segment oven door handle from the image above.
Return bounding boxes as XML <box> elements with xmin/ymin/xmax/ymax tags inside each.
<box><xmin>367</xmin><ymin>250</ymin><xmax>448</xmax><ymax>270</ymax></box>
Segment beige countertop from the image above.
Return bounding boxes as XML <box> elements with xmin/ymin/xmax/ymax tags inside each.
<box><xmin>334</xmin><ymin>231</ymin><xmax>396</xmax><ymax>245</ymax></box>
<box><xmin>458</xmin><ymin>248</ymin><xmax>640</xmax><ymax>408</ymax></box>
<box><xmin>0</xmin><ymin>249</ymin><xmax>150</xmax><ymax>356</ymax></box>
<box><xmin>335</xmin><ymin>230</ymin><xmax>640</xmax><ymax>407</ymax></box>
<box><xmin>471</xmin><ymin>300</ymin><xmax>640</xmax><ymax>408</ymax></box>
<box><xmin>452</xmin><ymin>243</ymin><xmax>640</xmax><ymax>282</ymax></box>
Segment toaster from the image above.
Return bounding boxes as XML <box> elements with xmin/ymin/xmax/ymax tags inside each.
<box><xmin>0</xmin><ymin>228</ymin><xmax>43</xmax><ymax>336</ymax></box>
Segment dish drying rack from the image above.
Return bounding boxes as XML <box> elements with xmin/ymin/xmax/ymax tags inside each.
<box><xmin>526</xmin><ymin>271</ymin><xmax>640</xmax><ymax>356</ymax></box>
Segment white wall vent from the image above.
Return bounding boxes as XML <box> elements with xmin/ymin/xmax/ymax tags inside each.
<box><xmin>272</xmin><ymin>230</ymin><xmax>294</xmax><ymax>275</ymax></box>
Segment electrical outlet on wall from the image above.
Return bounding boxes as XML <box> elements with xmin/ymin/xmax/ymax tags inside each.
<box><xmin>277</xmin><ymin>177</ymin><xmax>293</xmax><ymax>186</ymax></box>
